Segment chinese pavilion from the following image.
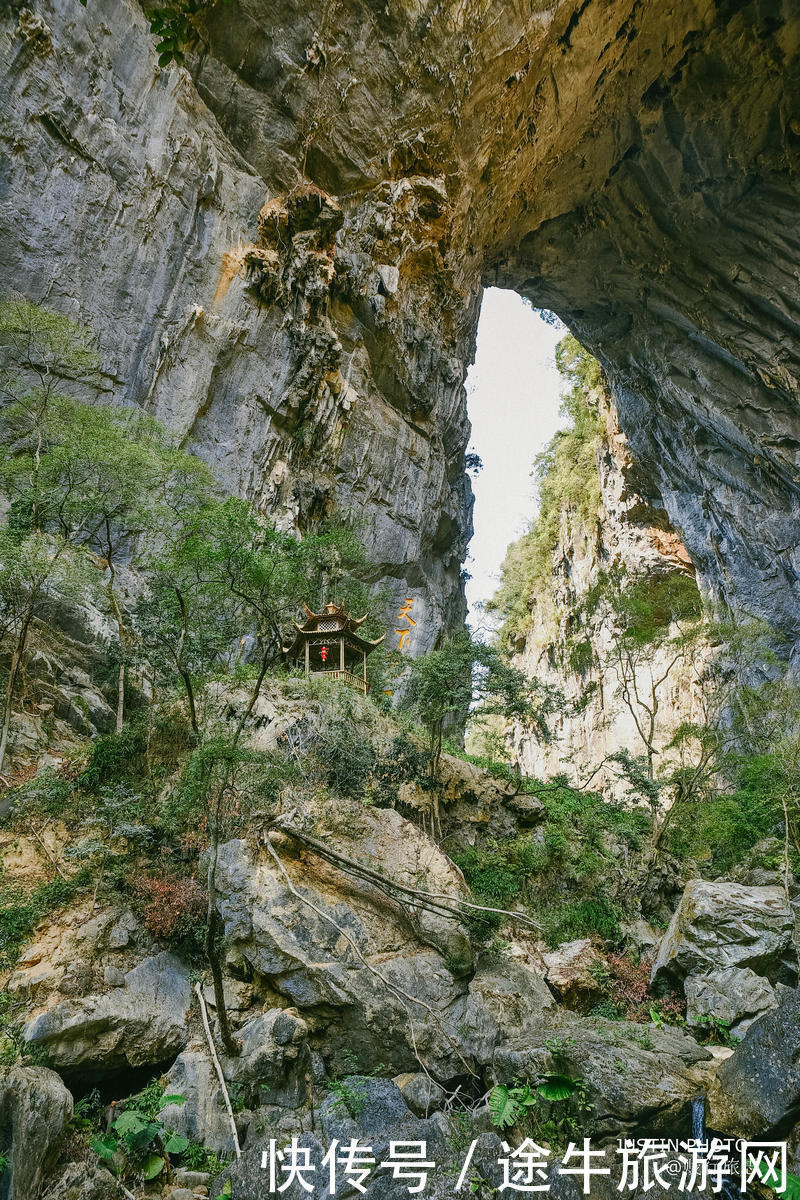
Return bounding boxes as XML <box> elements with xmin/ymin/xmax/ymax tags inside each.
<box><xmin>283</xmin><ymin>602</ymin><xmax>385</xmax><ymax>694</ymax></box>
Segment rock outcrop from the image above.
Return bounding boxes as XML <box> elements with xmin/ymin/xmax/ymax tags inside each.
<box><xmin>684</xmin><ymin>967</ymin><xmax>778</xmax><ymax>1039</ymax></box>
<box><xmin>0</xmin><ymin>1065</ymin><xmax>73</xmax><ymax>1200</ymax></box>
<box><xmin>161</xmin><ymin>1008</ymin><xmax>311</xmax><ymax>1154</ymax></box>
<box><xmin>22</xmin><ymin>951</ymin><xmax>193</xmax><ymax>1078</ymax></box>
<box><xmin>650</xmin><ymin>880</ymin><xmax>798</xmax><ymax>991</ymax></box>
<box><xmin>510</xmin><ymin>390</ymin><xmax>712</xmax><ymax>786</ymax></box>
<box><xmin>2</xmin><ymin>0</ymin><xmax>799</xmax><ymax>651</ymax></box>
<box><xmin>715</xmin><ymin>986</ymin><xmax>800</xmax><ymax>1135</ymax></box>
<box><xmin>543</xmin><ymin>938</ymin><xmax>607</xmax><ymax>1013</ymax></box>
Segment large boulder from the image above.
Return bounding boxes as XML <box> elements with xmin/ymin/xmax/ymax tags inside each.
<box><xmin>650</xmin><ymin>881</ymin><xmax>797</xmax><ymax>990</ymax></box>
<box><xmin>684</xmin><ymin>967</ymin><xmax>778</xmax><ymax>1038</ymax></box>
<box><xmin>715</xmin><ymin>987</ymin><xmax>800</xmax><ymax>1135</ymax></box>
<box><xmin>453</xmin><ymin>954</ymin><xmax>555</xmax><ymax>1068</ymax></box>
<box><xmin>40</xmin><ymin>1163</ymin><xmax>119</xmax><ymax>1200</ymax></box>
<box><xmin>213</xmin><ymin>1132</ymin><xmax>326</xmax><ymax>1200</ymax></box>
<box><xmin>392</xmin><ymin>1072</ymin><xmax>446</xmax><ymax>1117</ymax></box>
<box><xmin>160</xmin><ymin>1008</ymin><xmax>311</xmax><ymax>1154</ymax></box>
<box><xmin>23</xmin><ymin>951</ymin><xmax>192</xmax><ymax>1077</ymax></box>
<box><xmin>491</xmin><ymin>1014</ymin><xmax>713</xmax><ymax>1138</ymax></box>
<box><xmin>543</xmin><ymin>939</ymin><xmax>607</xmax><ymax>1012</ymax></box>
<box><xmin>0</xmin><ymin>1066</ymin><xmax>73</xmax><ymax>1200</ymax></box>
<box><xmin>318</xmin><ymin>1077</ymin><xmax>452</xmax><ymax>1159</ymax></box>
<box><xmin>213</xmin><ymin>1080</ymin><xmax>460</xmax><ymax>1200</ymax></box>
<box><xmin>214</xmin><ymin>823</ymin><xmax>473</xmax><ymax>1074</ymax></box>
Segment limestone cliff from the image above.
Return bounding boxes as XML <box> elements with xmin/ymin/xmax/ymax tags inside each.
<box><xmin>510</xmin><ymin>389</ymin><xmax>712</xmax><ymax>789</ymax></box>
<box><xmin>2</xmin><ymin>0</ymin><xmax>799</xmax><ymax>655</ymax></box>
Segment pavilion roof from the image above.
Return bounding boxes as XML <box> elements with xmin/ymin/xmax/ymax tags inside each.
<box><xmin>282</xmin><ymin>601</ymin><xmax>385</xmax><ymax>658</ymax></box>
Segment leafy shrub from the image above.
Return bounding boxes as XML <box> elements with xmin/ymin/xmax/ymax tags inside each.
<box><xmin>93</xmin><ymin>1091</ymin><xmax>188</xmax><ymax>1181</ymax></box>
<box><xmin>489</xmin><ymin>1082</ymin><xmax>538</xmax><ymax>1129</ymax></box>
<box><xmin>181</xmin><ymin>1142</ymin><xmax>227</xmax><ymax>1174</ymax></box>
<box><xmin>613</xmin><ymin>573</ymin><xmax>703</xmax><ymax>647</ymax></box>
<box><xmin>454</xmin><ymin>842</ymin><xmax>526</xmax><ymax>906</ymax></box>
<box><xmin>318</xmin><ymin>718</ymin><xmax>377</xmax><ymax>799</ymax></box>
<box><xmin>489</xmin><ymin>1071</ymin><xmax>593</xmax><ymax>1153</ymax></box>
<box><xmin>541</xmin><ymin>896</ymin><xmax>622</xmax><ymax>948</ymax></box>
<box><xmin>375</xmin><ymin>736</ymin><xmax>432</xmax><ymax>804</ymax></box>
<box><xmin>80</xmin><ymin>722</ymin><xmax>148</xmax><ymax>791</ymax></box>
<box><xmin>0</xmin><ymin>868</ymin><xmax>92</xmax><ymax>967</ymax></box>
<box><xmin>455</xmin><ymin>781</ymin><xmax>648</xmax><ymax>945</ymax></box>
<box><xmin>666</xmin><ymin>753</ymin><xmax>787</xmax><ymax>877</ymax></box>
<box><xmin>8</xmin><ymin>768</ymin><xmax>72</xmax><ymax>818</ymax></box>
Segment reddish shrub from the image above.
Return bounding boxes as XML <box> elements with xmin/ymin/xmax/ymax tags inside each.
<box><xmin>604</xmin><ymin>952</ymin><xmax>651</xmax><ymax>1019</ymax></box>
<box><xmin>603</xmin><ymin>952</ymin><xmax>686</xmax><ymax>1023</ymax></box>
<box><xmin>133</xmin><ymin>874</ymin><xmax>206</xmax><ymax>939</ymax></box>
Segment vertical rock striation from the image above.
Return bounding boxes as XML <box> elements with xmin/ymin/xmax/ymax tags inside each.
<box><xmin>511</xmin><ymin>390</ymin><xmax>709</xmax><ymax>786</ymax></box>
<box><xmin>1</xmin><ymin>0</ymin><xmax>799</xmax><ymax>646</ymax></box>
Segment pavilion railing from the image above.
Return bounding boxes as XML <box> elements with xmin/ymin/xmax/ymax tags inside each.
<box><xmin>310</xmin><ymin>669</ymin><xmax>369</xmax><ymax>695</ymax></box>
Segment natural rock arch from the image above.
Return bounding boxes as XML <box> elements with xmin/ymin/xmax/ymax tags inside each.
<box><xmin>1</xmin><ymin>0</ymin><xmax>798</xmax><ymax>645</ymax></box>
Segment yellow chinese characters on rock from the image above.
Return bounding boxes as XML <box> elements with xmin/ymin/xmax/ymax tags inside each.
<box><xmin>396</xmin><ymin>597</ymin><xmax>417</xmax><ymax>650</ymax></box>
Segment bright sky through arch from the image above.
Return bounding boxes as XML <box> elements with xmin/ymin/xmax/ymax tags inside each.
<box><xmin>464</xmin><ymin>288</ymin><xmax>565</xmax><ymax>627</ymax></box>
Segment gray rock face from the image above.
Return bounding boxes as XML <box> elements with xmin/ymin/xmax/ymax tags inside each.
<box><xmin>650</xmin><ymin>881</ymin><xmax>798</xmax><ymax>991</ymax></box>
<box><xmin>318</xmin><ymin>1077</ymin><xmax>451</xmax><ymax>1159</ymax></box>
<box><xmin>160</xmin><ymin>1009</ymin><xmax>311</xmax><ymax>1154</ymax></box>
<box><xmin>543</xmin><ymin>939</ymin><xmax>606</xmax><ymax>1013</ymax></box>
<box><xmin>684</xmin><ymin>967</ymin><xmax>778</xmax><ymax>1038</ymax></box>
<box><xmin>492</xmin><ymin>1016</ymin><xmax>712</xmax><ymax>1138</ymax></box>
<box><xmin>0</xmin><ymin>0</ymin><xmax>470</xmax><ymax>654</ymax></box>
<box><xmin>392</xmin><ymin>1072</ymin><xmax>446</xmax><ymax>1117</ymax></box>
<box><xmin>40</xmin><ymin>1163</ymin><xmax>119</xmax><ymax>1200</ymax></box>
<box><xmin>214</xmin><ymin>820</ymin><xmax>474</xmax><ymax>1073</ymax></box>
<box><xmin>214</xmin><ymin>1081</ymin><xmax>458</xmax><ymax>1200</ymax></box>
<box><xmin>0</xmin><ymin>1065</ymin><xmax>73</xmax><ymax>1200</ymax></box>
<box><xmin>716</xmin><ymin>987</ymin><xmax>800</xmax><ymax>1136</ymax></box>
<box><xmin>2</xmin><ymin>0</ymin><xmax>800</xmax><ymax>653</ymax></box>
<box><xmin>23</xmin><ymin>951</ymin><xmax>192</xmax><ymax>1076</ymax></box>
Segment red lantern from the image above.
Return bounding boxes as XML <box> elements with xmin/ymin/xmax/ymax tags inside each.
<box><xmin>320</xmin><ymin>646</ymin><xmax>328</xmax><ymax>663</ymax></box>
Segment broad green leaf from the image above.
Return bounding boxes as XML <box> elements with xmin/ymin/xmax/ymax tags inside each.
<box><xmin>537</xmin><ymin>1073</ymin><xmax>577</xmax><ymax>1102</ymax></box>
<box><xmin>488</xmin><ymin>1084</ymin><xmax>524</xmax><ymax>1129</ymax></box>
<box><xmin>126</xmin><ymin>1121</ymin><xmax>161</xmax><ymax>1153</ymax></box>
<box><xmin>91</xmin><ymin>1134</ymin><xmax>117</xmax><ymax>1160</ymax></box>
<box><xmin>112</xmin><ymin>1111</ymin><xmax>146</xmax><ymax>1135</ymax></box>
<box><xmin>164</xmin><ymin>1132</ymin><xmax>190</xmax><ymax>1154</ymax></box>
<box><xmin>160</xmin><ymin>1093</ymin><xmax>187</xmax><ymax>1108</ymax></box>
<box><xmin>749</xmin><ymin>1160</ymin><xmax>800</xmax><ymax>1200</ymax></box>
<box><xmin>141</xmin><ymin>1153</ymin><xmax>165</xmax><ymax>1180</ymax></box>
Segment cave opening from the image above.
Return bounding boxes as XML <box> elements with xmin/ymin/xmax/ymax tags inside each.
<box><xmin>464</xmin><ymin>288</ymin><xmax>566</xmax><ymax>626</ymax></box>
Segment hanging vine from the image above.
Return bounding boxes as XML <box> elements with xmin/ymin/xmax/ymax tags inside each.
<box><xmin>146</xmin><ymin>0</ymin><xmax>226</xmax><ymax>66</ymax></box>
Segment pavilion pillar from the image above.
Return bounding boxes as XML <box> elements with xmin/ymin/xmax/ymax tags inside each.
<box><xmin>362</xmin><ymin>651</ymin><xmax>367</xmax><ymax>681</ymax></box>
<box><xmin>305</xmin><ymin>641</ymin><xmax>310</xmax><ymax>677</ymax></box>
<box><xmin>339</xmin><ymin>636</ymin><xmax>345</xmax><ymax>672</ymax></box>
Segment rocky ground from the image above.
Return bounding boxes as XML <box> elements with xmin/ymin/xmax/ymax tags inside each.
<box><xmin>1</xmin><ymin>680</ymin><xmax>798</xmax><ymax>1200</ymax></box>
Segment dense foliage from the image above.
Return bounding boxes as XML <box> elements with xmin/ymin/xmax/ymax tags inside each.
<box><xmin>454</xmin><ymin>778</ymin><xmax>649</xmax><ymax>946</ymax></box>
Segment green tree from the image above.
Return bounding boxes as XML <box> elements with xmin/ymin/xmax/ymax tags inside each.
<box><xmin>0</xmin><ymin>298</ymin><xmax>101</xmax><ymax>773</ymax></box>
<box><xmin>0</xmin><ymin>298</ymin><xmax>221</xmax><ymax>762</ymax></box>
<box><xmin>402</xmin><ymin>633</ymin><xmax>560</xmax><ymax>782</ymax></box>
<box><xmin>134</xmin><ymin>501</ymin><xmax>379</xmax><ymax>1050</ymax></box>
<box><xmin>35</xmin><ymin>399</ymin><xmax>207</xmax><ymax>732</ymax></box>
